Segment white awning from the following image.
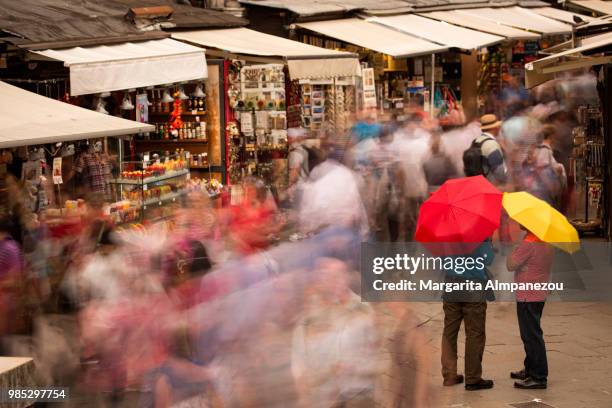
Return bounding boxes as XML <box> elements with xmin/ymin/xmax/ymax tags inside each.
<box><xmin>457</xmin><ymin>7</ymin><xmax>573</xmax><ymax>35</ymax></box>
<box><xmin>421</xmin><ymin>10</ymin><xmax>540</xmax><ymax>40</ymax></box>
<box><xmin>530</xmin><ymin>7</ymin><xmax>594</xmax><ymax>25</ymax></box>
<box><xmin>569</xmin><ymin>0</ymin><xmax>612</xmax><ymax>16</ymax></box>
<box><xmin>525</xmin><ymin>31</ymin><xmax>612</xmax><ymax>88</ymax></box>
<box><xmin>367</xmin><ymin>14</ymin><xmax>503</xmax><ymax>50</ymax></box>
<box><xmin>171</xmin><ymin>28</ymin><xmax>361</xmax><ymax>79</ymax></box>
<box><xmin>0</xmin><ymin>81</ymin><xmax>154</xmax><ymax>148</ymax></box>
<box><xmin>297</xmin><ymin>18</ymin><xmax>447</xmax><ymax>58</ymax></box>
<box><xmin>33</xmin><ymin>39</ymin><xmax>207</xmax><ymax>96</ymax></box>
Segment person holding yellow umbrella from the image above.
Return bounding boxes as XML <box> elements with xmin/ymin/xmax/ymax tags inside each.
<box><xmin>504</xmin><ymin>191</ymin><xmax>580</xmax><ymax>390</ymax></box>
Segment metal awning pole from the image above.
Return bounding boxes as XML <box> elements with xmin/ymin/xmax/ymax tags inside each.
<box><xmin>430</xmin><ymin>53</ymin><xmax>435</xmax><ymax>118</ymax></box>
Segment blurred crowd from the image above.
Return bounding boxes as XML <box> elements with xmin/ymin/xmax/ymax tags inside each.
<box><xmin>0</xmin><ymin>71</ymin><xmax>600</xmax><ymax>407</ymax></box>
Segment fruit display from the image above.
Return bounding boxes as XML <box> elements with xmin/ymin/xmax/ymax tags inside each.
<box><xmin>121</xmin><ymin>184</ymin><xmax>184</xmax><ymax>203</ymax></box>
<box><xmin>119</xmin><ymin>157</ymin><xmax>187</xmax><ymax>181</ymax></box>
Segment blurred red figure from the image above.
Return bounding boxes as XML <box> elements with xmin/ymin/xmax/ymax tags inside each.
<box><xmin>226</xmin><ymin>177</ymin><xmax>280</xmax><ymax>255</ymax></box>
<box><xmin>0</xmin><ymin>217</ymin><xmax>24</xmax><ymax>338</ymax></box>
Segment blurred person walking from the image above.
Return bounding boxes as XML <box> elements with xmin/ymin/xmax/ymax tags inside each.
<box><xmin>506</xmin><ymin>227</ymin><xmax>553</xmax><ymax>389</ymax></box>
<box><xmin>522</xmin><ymin>125</ymin><xmax>567</xmax><ymax>210</ymax></box>
<box><xmin>0</xmin><ymin>216</ymin><xmax>24</xmax><ymax>341</ymax></box>
<box><xmin>350</xmin><ymin>109</ymin><xmax>383</xmax><ymax>144</ymax></box>
<box><xmin>463</xmin><ymin>114</ymin><xmax>508</xmax><ymax>185</ymax></box>
<box><xmin>292</xmin><ymin>258</ymin><xmax>379</xmax><ymax>407</ymax></box>
<box><xmin>287</xmin><ymin>128</ymin><xmax>310</xmax><ymax>206</ymax></box>
<box><xmin>464</xmin><ymin>114</ymin><xmax>511</xmax><ymax>245</ymax></box>
<box><xmin>298</xmin><ymin>148</ymin><xmax>369</xmax><ymax>239</ymax></box>
<box><xmin>423</xmin><ymin>133</ymin><xmax>458</xmax><ymax>194</ymax></box>
<box><xmin>391</xmin><ymin>114</ymin><xmax>432</xmax><ymax>240</ymax></box>
<box><xmin>367</xmin><ymin>126</ymin><xmax>406</xmax><ymax>242</ymax></box>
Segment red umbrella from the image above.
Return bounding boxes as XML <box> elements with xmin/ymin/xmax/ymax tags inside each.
<box><xmin>415</xmin><ymin>176</ymin><xmax>502</xmax><ymax>255</ymax></box>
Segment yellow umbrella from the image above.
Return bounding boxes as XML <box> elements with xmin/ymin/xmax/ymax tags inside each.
<box><xmin>502</xmin><ymin>191</ymin><xmax>580</xmax><ymax>253</ymax></box>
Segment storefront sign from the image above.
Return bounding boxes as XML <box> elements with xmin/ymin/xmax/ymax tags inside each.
<box><xmin>136</xmin><ymin>94</ymin><xmax>149</xmax><ymax>123</ymax></box>
<box><xmin>362</xmin><ymin>68</ymin><xmax>377</xmax><ymax>108</ymax></box>
<box><xmin>52</xmin><ymin>157</ymin><xmax>63</xmax><ymax>184</ymax></box>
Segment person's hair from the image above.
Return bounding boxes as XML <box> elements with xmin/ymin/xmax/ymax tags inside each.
<box><xmin>188</xmin><ymin>240</ymin><xmax>213</xmax><ymax>277</ymax></box>
<box><xmin>305</xmin><ymin>146</ymin><xmax>326</xmax><ymax>171</ymax></box>
<box><xmin>90</xmin><ymin>221</ymin><xmax>117</xmax><ymax>247</ymax></box>
<box><xmin>538</xmin><ymin>125</ymin><xmax>556</xmax><ymax>143</ymax></box>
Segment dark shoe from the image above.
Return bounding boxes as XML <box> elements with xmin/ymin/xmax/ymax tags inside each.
<box><xmin>443</xmin><ymin>374</ymin><xmax>464</xmax><ymax>386</ymax></box>
<box><xmin>514</xmin><ymin>378</ymin><xmax>547</xmax><ymax>389</ymax></box>
<box><xmin>510</xmin><ymin>369</ymin><xmax>528</xmax><ymax>380</ymax></box>
<box><xmin>465</xmin><ymin>379</ymin><xmax>494</xmax><ymax>391</ymax></box>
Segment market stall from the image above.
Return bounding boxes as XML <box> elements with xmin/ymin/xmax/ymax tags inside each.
<box><xmin>172</xmin><ymin>27</ymin><xmax>361</xmax><ymax>185</ymax></box>
<box><xmin>421</xmin><ymin>6</ymin><xmax>581</xmax><ymax>117</ymax></box>
<box><xmin>24</xmin><ymin>37</ymin><xmax>226</xmax><ymax>211</ymax></box>
<box><xmin>525</xmin><ymin>30</ymin><xmax>612</xmax><ymax>235</ymax></box>
<box><xmin>0</xmin><ymin>80</ymin><xmax>153</xmax><ymax>222</ymax></box>
<box><xmin>296</xmin><ymin>18</ymin><xmax>447</xmax><ymax>116</ymax></box>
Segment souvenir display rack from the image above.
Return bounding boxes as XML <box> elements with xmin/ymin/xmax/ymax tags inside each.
<box><xmin>477</xmin><ymin>45</ymin><xmax>510</xmax><ymax>112</ymax></box>
<box><xmin>299</xmin><ymin>78</ymin><xmax>356</xmax><ymax>134</ymax></box>
<box><xmin>570</xmin><ymin>105</ymin><xmax>606</xmax><ymax>234</ymax></box>
<box><xmin>231</xmin><ymin>64</ymin><xmax>289</xmax><ymax>185</ymax></box>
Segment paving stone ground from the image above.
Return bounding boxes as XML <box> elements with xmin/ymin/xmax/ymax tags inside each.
<box><xmin>377</xmin><ymin>301</ymin><xmax>612</xmax><ymax>408</ymax></box>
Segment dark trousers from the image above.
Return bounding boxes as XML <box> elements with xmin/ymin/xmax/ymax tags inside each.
<box><xmin>517</xmin><ymin>302</ymin><xmax>548</xmax><ymax>382</ymax></box>
<box><xmin>441</xmin><ymin>301</ymin><xmax>487</xmax><ymax>384</ymax></box>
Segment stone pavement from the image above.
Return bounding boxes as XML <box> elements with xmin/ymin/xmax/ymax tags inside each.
<box><xmin>376</xmin><ymin>301</ymin><xmax>612</xmax><ymax>408</ymax></box>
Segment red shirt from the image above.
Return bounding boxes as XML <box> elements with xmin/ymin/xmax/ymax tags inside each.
<box><xmin>508</xmin><ymin>233</ymin><xmax>554</xmax><ymax>302</ymax></box>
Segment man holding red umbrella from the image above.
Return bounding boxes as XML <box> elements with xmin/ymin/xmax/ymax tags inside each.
<box><xmin>415</xmin><ymin>175</ymin><xmax>503</xmax><ymax>391</ymax></box>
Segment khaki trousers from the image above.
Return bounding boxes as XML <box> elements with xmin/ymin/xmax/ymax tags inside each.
<box><xmin>441</xmin><ymin>301</ymin><xmax>487</xmax><ymax>385</ymax></box>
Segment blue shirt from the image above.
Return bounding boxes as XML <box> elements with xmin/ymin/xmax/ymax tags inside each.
<box><xmin>352</xmin><ymin>121</ymin><xmax>382</xmax><ymax>143</ymax></box>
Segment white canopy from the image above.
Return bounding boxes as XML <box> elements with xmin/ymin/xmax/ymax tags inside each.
<box><xmin>297</xmin><ymin>18</ymin><xmax>447</xmax><ymax>58</ymax></box>
<box><xmin>525</xmin><ymin>31</ymin><xmax>612</xmax><ymax>88</ymax></box>
<box><xmin>421</xmin><ymin>10</ymin><xmax>540</xmax><ymax>40</ymax></box>
<box><xmin>530</xmin><ymin>7</ymin><xmax>594</xmax><ymax>25</ymax></box>
<box><xmin>569</xmin><ymin>0</ymin><xmax>612</xmax><ymax>15</ymax></box>
<box><xmin>457</xmin><ymin>7</ymin><xmax>573</xmax><ymax>35</ymax></box>
<box><xmin>367</xmin><ymin>14</ymin><xmax>503</xmax><ymax>50</ymax></box>
<box><xmin>0</xmin><ymin>81</ymin><xmax>154</xmax><ymax>148</ymax></box>
<box><xmin>171</xmin><ymin>28</ymin><xmax>361</xmax><ymax>79</ymax></box>
<box><xmin>33</xmin><ymin>39</ymin><xmax>207</xmax><ymax>96</ymax></box>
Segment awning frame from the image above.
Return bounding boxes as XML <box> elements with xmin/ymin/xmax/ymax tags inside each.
<box><xmin>364</xmin><ymin>14</ymin><xmax>504</xmax><ymax>51</ymax></box>
<box><xmin>295</xmin><ymin>18</ymin><xmax>448</xmax><ymax>58</ymax></box>
<box><xmin>32</xmin><ymin>38</ymin><xmax>208</xmax><ymax>96</ymax></box>
<box><xmin>171</xmin><ymin>28</ymin><xmax>361</xmax><ymax>80</ymax></box>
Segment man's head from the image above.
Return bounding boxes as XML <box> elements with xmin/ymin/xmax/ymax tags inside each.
<box><xmin>480</xmin><ymin>114</ymin><xmax>502</xmax><ymax>136</ymax></box>
<box><xmin>287</xmin><ymin>127</ymin><xmax>307</xmax><ymax>146</ymax></box>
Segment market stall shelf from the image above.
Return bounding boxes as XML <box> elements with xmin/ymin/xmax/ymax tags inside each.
<box><xmin>110</xmin><ymin>169</ymin><xmax>189</xmax><ymax>185</ymax></box>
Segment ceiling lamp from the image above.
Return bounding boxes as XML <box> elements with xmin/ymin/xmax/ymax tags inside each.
<box><xmin>192</xmin><ymin>83</ymin><xmax>206</xmax><ymax>98</ymax></box>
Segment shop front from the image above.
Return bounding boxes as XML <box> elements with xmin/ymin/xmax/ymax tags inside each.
<box><xmin>0</xmin><ymin>80</ymin><xmax>152</xmax><ymax>226</ymax></box>
<box><xmin>420</xmin><ymin>6</ymin><xmax>591</xmax><ymax>117</ymax></box>
<box><xmin>15</xmin><ymin>37</ymin><xmax>228</xmax><ymax>223</ymax></box>
<box><xmin>171</xmin><ymin>27</ymin><xmax>361</xmax><ymax>189</ymax></box>
<box><xmin>296</xmin><ymin>7</ymin><xmax>585</xmax><ymax>122</ymax></box>
<box><xmin>525</xmin><ymin>30</ymin><xmax>612</xmax><ymax>237</ymax></box>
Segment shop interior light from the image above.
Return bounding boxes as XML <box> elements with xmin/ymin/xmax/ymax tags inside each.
<box><xmin>192</xmin><ymin>83</ymin><xmax>206</xmax><ymax>98</ymax></box>
<box><xmin>99</xmin><ymin>92</ymin><xmax>111</xmax><ymax>98</ymax></box>
<box><xmin>95</xmin><ymin>98</ymin><xmax>109</xmax><ymax>115</ymax></box>
<box><xmin>162</xmin><ymin>88</ymin><xmax>174</xmax><ymax>103</ymax></box>
<box><xmin>177</xmin><ymin>85</ymin><xmax>189</xmax><ymax>100</ymax></box>
<box><xmin>120</xmin><ymin>93</ymin><xmax>134</xmax><ymax>110</ymax></box>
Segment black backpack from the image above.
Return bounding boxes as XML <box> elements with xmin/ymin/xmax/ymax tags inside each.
<box><xmin>463</xmin><ymin>136</ymin><xmax>493</xmax><ymax>177</ymax></box>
